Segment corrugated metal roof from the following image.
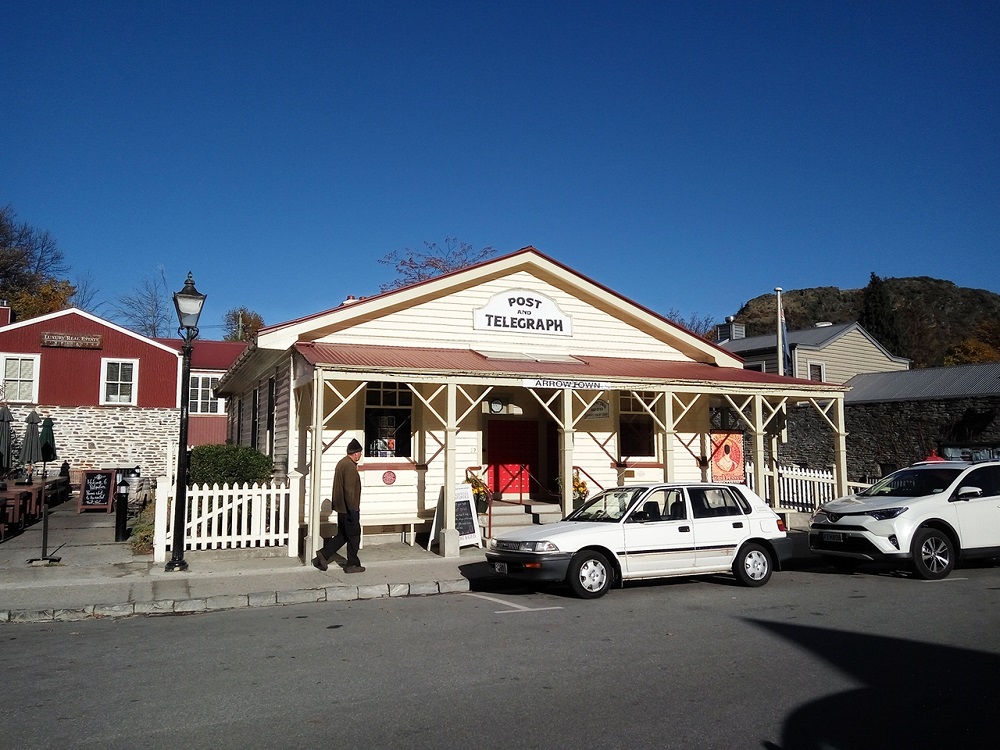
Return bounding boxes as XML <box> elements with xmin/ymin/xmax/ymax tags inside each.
<box><xmin>845</xmin><ymin>362</ymin><xmax>1000</xmax><ymax>403</ymax></box>
<box><xmin>720</xmin><ymin>323</ymin><xmax>854</xmax><ymax>353</ymax></box>
<box><xmin>295</xmin><ymin>342</ymin><xmax>827</xmax><ymax>387</ymax></box>
<box><xmin>155</xmin><ymin>338</ymin><xmax>247</xmax><ymax>370</ymax></box>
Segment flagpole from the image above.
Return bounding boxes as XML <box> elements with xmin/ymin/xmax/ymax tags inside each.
<box><xmin>775</xmin><ymin>287</ymin><xmax>784</xmax><ymax>377</ymax></box>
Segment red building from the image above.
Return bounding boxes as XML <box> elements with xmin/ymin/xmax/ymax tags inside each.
<box><xmin>0</xmin><ymin>305</ymin><xmax>244</xmax><ymax>483</ymax></box>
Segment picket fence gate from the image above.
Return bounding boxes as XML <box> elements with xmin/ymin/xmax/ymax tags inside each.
<box><xmin>153</xmin><ymin>476</ymin><xmax>301</xmax><ymax>563</ymax></box>
<box><xmin>744</xmin><ymin>462</ymin><xmax>871</xmax><ymax>513</ymax></box>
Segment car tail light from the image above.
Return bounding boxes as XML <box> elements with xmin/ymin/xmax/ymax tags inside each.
<box><xmin>777</xmin><ymin>517</ymin><xmax>787</xmax><ymax>532</ymax></box>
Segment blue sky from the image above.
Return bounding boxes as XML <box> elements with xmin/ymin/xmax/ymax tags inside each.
<box><xmin>3</xmin><ymin>1</ymin><xmax>998</xmax><ymax>336</ymax></box>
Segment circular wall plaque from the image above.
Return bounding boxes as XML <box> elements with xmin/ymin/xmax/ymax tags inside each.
<box><xmin>382</xmin><ymin>470</ymin><xmax>397</xmax><ymax>485</ymax></box>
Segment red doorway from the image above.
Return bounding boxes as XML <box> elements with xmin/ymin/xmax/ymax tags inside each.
<box><xmin>487</xmin><ymin>420</ymin><xmax>538</xmax><ymax>497</ymax></box>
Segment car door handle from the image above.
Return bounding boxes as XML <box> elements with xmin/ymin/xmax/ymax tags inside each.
<box><xmin>678</xmin><ymin>526</ymin><xmax>690</xmax><ymax>533</ymax></box>
<box><xmin>732</xmin><ymin>522</ymin><xmax>743</xmax><ymax>528</ymax></box>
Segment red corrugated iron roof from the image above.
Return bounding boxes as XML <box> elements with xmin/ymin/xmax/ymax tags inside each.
<box><xmin>294</xmin><ymin>342</ymin><xmax>820</xmax><ymax>386</ymax></box>
<box><xmin>155</xmin><ymin>339</ymin><xmax>247</xmax><ymax>370</ymax></box>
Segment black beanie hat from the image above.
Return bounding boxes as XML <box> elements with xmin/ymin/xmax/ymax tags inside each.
<box><xmin>347</xmin><ymin>438</ymin><xmax>363</xmax><ymax>454</ymax></box>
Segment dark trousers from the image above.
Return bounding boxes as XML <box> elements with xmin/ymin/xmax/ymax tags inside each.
<box><xmin>320</xmin><ymin>510</ymin><xmax>361</xmax><ymax>567</ymax></box>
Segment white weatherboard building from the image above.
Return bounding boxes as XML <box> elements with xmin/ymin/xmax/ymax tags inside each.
<box><xmin>217</xmin><ymin>248</ymin><xmax>848</xmax><ymax>559</ymax></box>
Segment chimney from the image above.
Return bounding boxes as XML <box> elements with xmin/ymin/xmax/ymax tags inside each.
<box><xmin>0</xmin><ymin>300</ymin><xmax>10</xmax><ymax>327</ymax></box>
<box><xmin>715</xmin><ymin>316</ymin><xmax>745</xmax><ymax>342</ymax></box>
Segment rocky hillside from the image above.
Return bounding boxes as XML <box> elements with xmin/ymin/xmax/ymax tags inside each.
<box><xmin>731</xmin><ymin>277</ymin><xmax>1000</xmax><ymax>367</ymax></box>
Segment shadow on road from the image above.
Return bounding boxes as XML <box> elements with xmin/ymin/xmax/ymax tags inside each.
<box><xmin>751</xmin><ymin>619</ymin><xmax>998</xmax><ymax>749</ymax></box>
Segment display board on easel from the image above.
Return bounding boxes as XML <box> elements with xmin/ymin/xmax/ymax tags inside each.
<box><xmin>77</xmin><ymin>469</ymin><xmax>115</xmax><ymax>513</ymax></box>
<box><xmin>428</xmin><ymin>483</ymin><xmax>482</xmax><ymax>549</ymax></box>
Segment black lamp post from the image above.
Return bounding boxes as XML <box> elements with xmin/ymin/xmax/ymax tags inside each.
<box><xmin>165</xmin><ymin>272</ymin><xmax>206</xmax><ymax>572</ymax></box>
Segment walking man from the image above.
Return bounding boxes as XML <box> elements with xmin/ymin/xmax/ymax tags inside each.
<box><xmin>314</xmin><ymin>438</ymin><xmax>365</xmax><ymax>573</ymax></box>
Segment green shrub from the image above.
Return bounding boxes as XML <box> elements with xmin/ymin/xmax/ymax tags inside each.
<box><xmin>129</xmin><ymin>505</ymin><xmax>155</xmax><ymax>555</ymax></box>
<box><xmin>188</xmin><ymin>444</ymin><xmax>274</xmax><ymax>487</ymax></box>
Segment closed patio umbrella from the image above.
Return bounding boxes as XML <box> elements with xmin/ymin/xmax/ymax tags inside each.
<box><xmin>40</xmin><ymin>415</ymin><xmax>57</xmax><ymax>478</ymax></box>
<box><xmin>22</xmin><ymin>410</ymin><xmax>60</xmax><ymax>564</ymax></box>
<box><xmin>0</xmin><ymin>404</ymin><xmax>13</xmax><ymax>477</ymax></box>
<box><xmin>20</xmin><ymin>410</ymin><xmax>42</xmax><ymax>480</ymax></box>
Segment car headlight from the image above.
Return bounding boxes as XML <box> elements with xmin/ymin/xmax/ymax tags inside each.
<box><xmin>520</xmin><ymin>541</ymin><xmax>558</xmax><ymax>552</ymax></box>
<box><xmin>489</xmin><ymin>539</ymin><xmax>560</xmax><ymax>552</ymax></box>
<box><xmin>865</xmin><ymin>507</ymin><xmax>908</xmax><ymax>521</ymax></box>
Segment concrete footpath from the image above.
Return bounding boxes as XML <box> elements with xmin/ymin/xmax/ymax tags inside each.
<box><xmin>1</xmin><ymin>502</ymin><xmax>491</xmax><ymax>624</ymax></box>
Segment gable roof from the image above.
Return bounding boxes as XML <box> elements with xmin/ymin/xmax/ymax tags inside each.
<box><xmin>254</xmin><ymin>246</ymin><xmax>741</xmax><ymax>368</ymax></box>
<box><xmin>0</xmin><ymin>307</ymin><xmax>179</xmax><ymax>355</ymax></box>
<box><xmin>845</xmin><ymin>362</ymin><xmax>1000</xmax><ymax>403</ymax></box>
<box><xmin>721</xmin><ymin>321</ymin><xmax>907</xmax><ymax>363</ymax></box>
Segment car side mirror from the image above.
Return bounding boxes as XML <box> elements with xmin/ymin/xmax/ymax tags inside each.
<box><xmin>955</xmin><ymin>486</ymin><xmax>982</xmax><ymax>501</ymax></box>
<box><xmin>630</xmin><ymin>511</ymin><xmax>649</xmax><ymax>522</ymax></box>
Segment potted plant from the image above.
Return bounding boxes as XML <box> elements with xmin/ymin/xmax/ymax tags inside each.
<box><xmin>556</xmin><ymin>470</ymin><xmax>589</xmax><ymax>508</ymax></box>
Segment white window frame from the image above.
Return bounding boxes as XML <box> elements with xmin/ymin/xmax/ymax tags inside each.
<box><xmin>807</xmin><ymin>361</ymin><xmax>826</xmax><ymax>382</ymax></box>
<box><xmin>1</xmin><ymin>353</ymin><xmax>41</xmax><ymax>403</ymax></box>
<box><xmin>189</xmin><ymin>373</ymin><xmax>225</xmax><ymax>414</ymax></box>
<box><xmin>743</xmin><ymin>361</ymin><xmax>765</xmax><ymax>372</ymax></box>
<box><xmin>619</xmin><ymin>390</ymin><xmax>658</xmax><ymax>459</ymax></box>
<box><xmin>100</xmin><ymin>358</ymin><xmax>140</xmax><ymax>406</ymax></box>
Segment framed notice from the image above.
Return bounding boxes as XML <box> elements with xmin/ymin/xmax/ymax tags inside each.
<box><xmin>429</xmin><ymin>484</ymin><xmax>482</xmax><ymax>549</ymax></box>
<box><xmin>78</xmin><ymin>470</ymin><xmax>115</xmax><ymax>513</ymax></box>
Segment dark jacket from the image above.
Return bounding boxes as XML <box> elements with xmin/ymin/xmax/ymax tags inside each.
<box><xmin>331</xmin><ymin>454</ymin><xmax>362</xmax><ymax>513</ymax></box>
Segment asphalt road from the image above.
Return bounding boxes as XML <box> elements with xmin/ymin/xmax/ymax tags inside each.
<box><xmin>4</xmin><ymin>560</ymin><xmax>1000</xmax><ymax>750</ymax></box>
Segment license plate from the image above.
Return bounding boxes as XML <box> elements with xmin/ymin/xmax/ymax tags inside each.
<box><xmin>822</xmin><ymin>532</ymin><xmax>844</xmax><ymax>543</ymax></box>
<box><xmin>494</xmin><ymin>562</ymin><xmax>508</xmax><ymax>574</ymax></box>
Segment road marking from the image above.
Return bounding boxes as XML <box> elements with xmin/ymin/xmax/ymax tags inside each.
<box><xmin>463</xmin><ymin>592</ymin><xmax>564</xmax><ymax>613</ymax></box>
<box><xmin>922</xmin><ymin>577</ymin><xmax>968</xmax><ymax>582</ymax></box>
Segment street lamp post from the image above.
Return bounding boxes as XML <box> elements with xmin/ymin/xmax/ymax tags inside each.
<box><xmin>165</xmin><ymin>272</ymin><xmax>206</xmax><ymax>572</ymax></box>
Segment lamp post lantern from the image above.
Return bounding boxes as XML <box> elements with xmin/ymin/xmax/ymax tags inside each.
<box><xmin>165</xmin><ymin>272</ymin><xmax>206</xmax><ymax>572</ymax></box>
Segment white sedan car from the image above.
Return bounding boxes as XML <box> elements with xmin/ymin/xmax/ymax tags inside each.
<box><xmin>485</xmin><ymin>483</ymin><xmax>792</xmax><ymax>598</ymax></box>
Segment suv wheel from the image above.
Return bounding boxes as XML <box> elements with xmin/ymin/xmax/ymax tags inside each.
<box><xmin>911</xmin><ymin>528</ymin><xmax>955</xmax><ymax>580</ymax></box>
<box><xmin>733</xmin><ymin>542</ymin><xmax>772</xmax><ymax>587</ymax></box>
<box><xmin>567</xmin><ymin>550</ymin><xmax>612</xmax><ymax>599</ymax></box>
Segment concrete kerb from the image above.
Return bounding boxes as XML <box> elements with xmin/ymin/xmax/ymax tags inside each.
<box><xmin>0</xmin><ymin>577</ymin><xmax>472</xmax><ymax>624</ymax></box>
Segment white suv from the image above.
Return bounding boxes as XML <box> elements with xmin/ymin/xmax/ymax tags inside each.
<box><xmin>809</xmin><ymin>460</ymin><xmax>1000</xmax><ymax>579</ymax></box>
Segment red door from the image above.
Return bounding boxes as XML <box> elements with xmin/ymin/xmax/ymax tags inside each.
<box><xmin>487</xmin><ymin>421</ymin><xmax>538</xmax><ymax>497</ymax></box>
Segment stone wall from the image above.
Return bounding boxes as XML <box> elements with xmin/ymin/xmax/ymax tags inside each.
<box><xmin>6</xmin><ymin>404</ymin><xmax>178</xmax><ymax>485</ymax></box>
<box><xmin>776</xmin><ymin>396</ymin><xmax>1000</xmax><ymax>480</ymax></box>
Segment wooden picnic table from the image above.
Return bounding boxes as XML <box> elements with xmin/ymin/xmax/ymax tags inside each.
<box><xmin>0</xmin><ymin>477</ymin><xmax>69</xmax><ymax>536</ymax></box>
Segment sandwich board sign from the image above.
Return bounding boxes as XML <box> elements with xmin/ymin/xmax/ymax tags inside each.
<box><xmin>429</xmin><ymin>483</ymin><xmax>482</xmax><ymax>549</ymax></box>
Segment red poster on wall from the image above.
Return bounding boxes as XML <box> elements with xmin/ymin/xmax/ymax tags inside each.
<box><xmin>710</xmin><ymin>431</ymin><xmax>745</xmax><ymax>483</ymax></box>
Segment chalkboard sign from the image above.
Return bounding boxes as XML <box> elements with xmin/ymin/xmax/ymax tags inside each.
<box><xmin>77</xmin><ymin>470</ymin><xmax>115</xmax><ymax>513</ymax></box>
<box><xmin>429</xmin><ymin>484</ymin><xmax>482</xmax><ymax>549</ymax></box>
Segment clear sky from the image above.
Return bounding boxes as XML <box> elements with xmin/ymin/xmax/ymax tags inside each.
<box><xmin>3</xmin><ymin>1</ymin><xmax>998</xmax><ymax>336</ymax></box>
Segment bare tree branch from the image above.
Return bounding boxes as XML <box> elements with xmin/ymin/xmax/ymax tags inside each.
<box><xmin>378</xmin><ymin>237</ymin><xmax>497</xmax><ymax>292</ymax></box>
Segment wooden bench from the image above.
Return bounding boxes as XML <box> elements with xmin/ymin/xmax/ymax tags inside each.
<box><xmin>359</xmin><ymin>513</ymin><xmax>431</xmax><ymax>548</ymax></box>
<box><xmin>319</xmin><ymin>509</ymin><xmax>432</xmax><ymax>549</ymax></box>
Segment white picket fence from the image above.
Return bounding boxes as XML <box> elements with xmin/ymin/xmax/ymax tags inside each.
<box><xmin>745</xmin><ymin>462</ymin><xmax>870</xmax><ymax>513</ymax></box>
<box><xmin>153</xmin><ymin>476</ymin><xmax>300</xmax><ymax>562</ymax></box>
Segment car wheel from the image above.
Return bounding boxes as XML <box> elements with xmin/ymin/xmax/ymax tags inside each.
<box><xmin>911</xmin><ymin>528</ymin><xmax>955</xmax><ymax>580</ymax></box>
<box><xmin>733</xmin><ymin>542</ymin><xmax>772</xmax><ymax>587</ymax></box>
<box><xmin>567</xmin><ymin>550</ymin><xmax>612</xmax><ymax>599</ymax></box>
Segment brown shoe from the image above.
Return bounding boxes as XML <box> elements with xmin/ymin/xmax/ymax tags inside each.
<box><xmin>344</xmin><ymin>565</ymin><xmax>366</xmax><ymax>574</ymax></box>
<box><xmin>312</xmin><ymin>552</ymin><xmax>329</xmax><ymax>572</ymax></box>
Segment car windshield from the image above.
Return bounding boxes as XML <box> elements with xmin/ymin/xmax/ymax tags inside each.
<box><xmin>566</xmin><ymin>488</ymin><xmax>646</xmax><ymax>522</ymax></box>
<box><xmin>858</xmin><ymin>468</ymin><xmax>963</xmax><ymax>498</ymax></box>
